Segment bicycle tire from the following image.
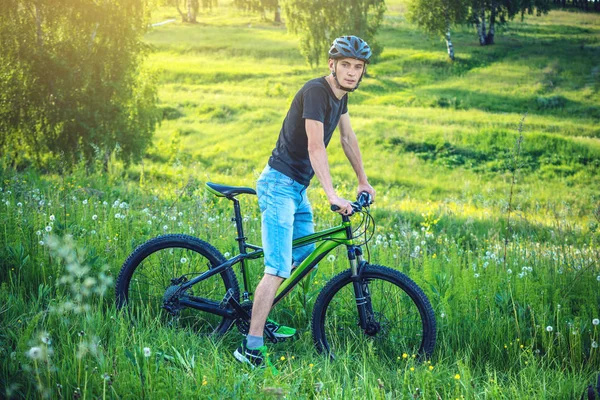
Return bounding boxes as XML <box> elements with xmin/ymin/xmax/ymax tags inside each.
<box><xmin>115</xmin><ymin>234</ymin><xmax>239</xmax><ymax>335</ymax></box>
<box><xmin>311</xmin><ymin>264</ymin><xmax>436</xmax><ymax>361</ymax></box>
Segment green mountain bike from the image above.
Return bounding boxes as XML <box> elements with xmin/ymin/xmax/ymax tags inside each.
<box><xmin>115</xmin><ymin>182</ymin><xmax>436</xmax><ymax>360</ymax></box>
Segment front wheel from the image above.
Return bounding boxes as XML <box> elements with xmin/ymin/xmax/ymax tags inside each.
<box><xmin>115</xmin><ymin>234</ymin><xmax>239</xmax><ymax>335</ymax></box>
<box><xmin>311</xmin><ymin>264</ymin><xmax>436</xmax><ymax>361</ymax></box>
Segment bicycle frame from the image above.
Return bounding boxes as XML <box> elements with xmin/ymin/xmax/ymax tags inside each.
<box><xmin>177</xmin><ymin>194</ymin><xmax>365</xmax><ymax>315</ymax></box>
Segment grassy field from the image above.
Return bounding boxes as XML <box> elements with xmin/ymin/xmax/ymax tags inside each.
<box><xmin>1</xmin><ymin>0</ymin><xmax>600</xmax><ymax>398</ymax></box>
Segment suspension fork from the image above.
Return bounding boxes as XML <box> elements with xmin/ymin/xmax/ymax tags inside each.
<box><xmin>348</xmin><ymin>245</ymin><xmax>374</xmax><ymax>331</ymax></box>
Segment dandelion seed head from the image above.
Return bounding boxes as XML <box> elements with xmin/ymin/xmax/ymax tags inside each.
<box><xmin>92</xmin><ymin>215</ymin><xmax>97</xmax><ymax>220</ymax></box>
<box><xmin>593</xmin><ymin>319</ymin><xmax>599</xmax><ymax>326</ymax></box>
<box><xmin>546</xmin><ymin>326</ymin><xmax>553</xmax><ymax>332</ymax></box>
<box><xmin>163</xmin><ymin>225</ymin><xmax>168</xmax><ymax>231</ymax></box>
<box><xmin>143</xmin><ymin>347</ymin><xmax>151</xmax><ymax>357</ymax></box>
<box><xmin>36</xmin><ymin>230</ymin><xmax>42</xmax><ymax>236</ymax></box>
<box><xmin>593</xmin><ymin>341</ymin><xmax>598</xmax><ymax>349</ymax></box>
<box><xmin>45</xmin><ymin>225</ymin><xmax>52</xmax><ymax>232</ymax></box>
<box><xmin>49</xmin><ymin>215</ymin><xmax>55</xmax><ymax>221</ymax></box>
<box><xmin>27</xmin><ymin>346</ymin><xmax>43</xmax><ymax>360</ymax></box>
<box><xmin>180</xmin><ymin>257</ymin><xmax>187</xmax><ymax>264</ymax></box>
<box><xmin>327</xmin><ymin>254</ymin><xmax>336</xmax><ymax>262</ymax></box>
<box><xmin>82</xmin><ymin>199</ymin><xmax>88</xmax><ymax>205</ymax></box>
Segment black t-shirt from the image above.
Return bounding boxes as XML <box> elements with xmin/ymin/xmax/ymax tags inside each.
<box><xmin>268</xmin><ymin>77</ymin><xmax>348</xmax><ymax>186</ymax></box>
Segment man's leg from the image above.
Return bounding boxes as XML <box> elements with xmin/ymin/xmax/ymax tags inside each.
<box><xmin>248</xmin><ymin>274</ymin><xmax>284</xmax><ymax>337</ymax></box>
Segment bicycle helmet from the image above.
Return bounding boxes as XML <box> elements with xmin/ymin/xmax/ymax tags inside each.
<box><xmin>328</xmin><ymin>36</ymin><xmax>372</xmax><ymax>64</ymax></box>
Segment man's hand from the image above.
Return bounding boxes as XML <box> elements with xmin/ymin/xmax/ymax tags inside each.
<box><xmin>329</xmin><ymin>195</ymin><xmax>353</xmax><ymax>215</ymax></box>
<box><xmin>357</xmin><ymin>182</ymin><xmax>376</xmax><ymax>202</ymax></box>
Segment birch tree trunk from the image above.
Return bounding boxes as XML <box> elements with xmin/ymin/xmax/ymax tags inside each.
<box><xmin>176</xmin><ymin>0</ymin><xmax>188</xmax><ymax>22</ymax></box>
<box><xmin>446</xmin><ymin>29</ymin><xmax>455</xmax><ymax>60</ymax></box>
<box><xmin>187</xmin><ymin>0</ymin><xmax>196</xmax><ymax>23</ymax></box>
<box><xmin>444</xmin><ymin>7</ymin><xmax>454</xmax><ymax>60</ymax></box>
<box><xmin>479</xmin><ymin>6</ymin><xmax>487</xmax><ymax>45</ymax></box>
<box><xmin>274</xmin><ymin>6</ymin><xmax>281</xmax><ymax>23</ymax></box>
<box><xmin>487</xmin><ymin>1</ymin><xmax>497</xmax><ymax>45</ymax></box>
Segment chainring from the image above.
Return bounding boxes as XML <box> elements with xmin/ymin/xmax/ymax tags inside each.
<box><xmin>235</xmin><ymin>301</ymin><xmax>253</xmax><ymax>335</ymax></box>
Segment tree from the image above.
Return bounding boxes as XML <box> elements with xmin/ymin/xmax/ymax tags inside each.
<box><xmin>407</xmin><ymin>0</ymin><xmax>468</xmax><ymax>60</ymax></box>
<box><xmin>170</xmin><ymin>0</ymin><xmax>217</xmax><ymax>23</ymax></box>
<box><xmin>234</xmin><ymin>0</ymin><xmax>282</xmax><ymax>23</ymax></box>
<box><xmin>0</xmin><ymin>0</ymin><xmax>159</xmax><ymax>171</ymax></box>
<box><xmin>469</xmin><ymin>0</ymin><xmax>551</xmax><ymax>45</ymax></box>
<box><xmin>283</xmin><ymin>0</ymin><xmax>386</xmax><ymax>66</ymax></box>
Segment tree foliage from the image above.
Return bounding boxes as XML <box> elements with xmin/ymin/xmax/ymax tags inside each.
<box><xmin>0</xmin><ymin>0</ymin><xmax>159</xmax><ymax>171</ymax></box>
<box><xmin>407</xmin><ymin>0</ymin><xmax>551</xmax><ymax>51</ymax></box>
<box><xmin>283</xmin><ymin>0</ymin><xmax>386</xmax><ymax>66</ymax></box>
<box><xmin>407</xmin><ymin>0</ymin><xmax>468</xmax><ymax>59</ymax></box>
<box><xmin>234</xmin><ymin>0</ymin><xmax>281</xmax><ymax>22</ymax></box>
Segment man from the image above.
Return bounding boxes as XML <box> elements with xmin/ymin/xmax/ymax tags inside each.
<box><xmin>234</xmin><ymin>35</ymin><xmax>376</xmax><ymax>372</ymax></box>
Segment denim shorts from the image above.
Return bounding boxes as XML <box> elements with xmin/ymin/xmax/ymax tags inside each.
<box><xmin>257</xmin><ymin>165</ymin><xmax>315</xmax><ymax>278</ymax></box>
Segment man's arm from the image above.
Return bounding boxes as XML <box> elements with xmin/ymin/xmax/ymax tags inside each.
<box><xmin>306</xmin><ymin>119</ymin><xmax>353</xmax><ymax>215</ymax></box>
<box><xmin>338</xmin><ymin>112</ymin><xmax>376</xmax><ymax>200</ymax></box>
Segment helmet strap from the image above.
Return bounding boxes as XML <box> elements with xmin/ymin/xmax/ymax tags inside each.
<box><xmin>331</xmin><ymin>60</ymin><xmax>366</xmax><ymax>93</ymax></box>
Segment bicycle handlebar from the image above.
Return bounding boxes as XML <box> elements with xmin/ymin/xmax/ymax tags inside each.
<box><xmin>330</xmin><ymin>191</ymin><xmax>373</xmax><ymax>214</ymax></box>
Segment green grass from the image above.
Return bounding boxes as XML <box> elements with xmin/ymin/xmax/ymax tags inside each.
<box><xmin>2</xmin><ymin>0</ymin><xmax>600</xmax><ymax>398</ymax></box>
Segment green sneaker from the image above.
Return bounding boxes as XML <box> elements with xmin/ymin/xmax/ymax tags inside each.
<box><xmin>266</xmin><ymin>318</ymin><xmax>296</xmax><ymax>338</ymax></box>
<box><xmin>233</xmin><ymin>338</ymin><xmax>279</xmax><ymax>375</ymax></box>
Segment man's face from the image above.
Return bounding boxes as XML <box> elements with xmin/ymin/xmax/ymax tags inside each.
<box><xmin>329</xmin><ymin>58</ymin><xmax>365</xmax><ymax>88</ymax></box>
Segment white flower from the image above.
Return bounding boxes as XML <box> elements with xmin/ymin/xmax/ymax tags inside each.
<box><xmin>41</xmin><ymin>333</ymin><xmax>51</xmax><ymax>345</ymax></box>
<box><xmin>82</xmin><ymin>199</ymin><xmax>88</xmax><ymax>205</ymax></box>
<box><xmin>49</xmin><ymin>215</ymin><xmax>55</xmax><ymax>221</ymax></box>
<box><xmin>143</xmin><ymin>347</ymin><xmax>151</xmax><ymax>357</ymax></box>
<box><xmin>163</xmin><ymin>225</ymin><xmax>168</xmax><ymax>231</ymax></box>
<box><xmin>36</xmin><ymin>230</ymin><xmax>42</xmax><ymax>236</ymax></box>
<box><xmin>507</xmin><ymin>269</ymin><xmax>512</xmax><ymax>275</ymax></box>
<box><xmin>224</xmin><ymin>252</ymin><xmax>231</xmax><ymax>258</ymax></box>
<box><xmin>474</xmin><ymin>273</ymin><xmax>480</xmax><ymax>278</ymax></box>
<box><xmin>92</xmin><ymin>215</ymin><xmax>98</xmax><ymax>220</ymax></box>
<box><xmin>39</xmin><ymin>241</ymin><xmax>44</xmax><ymax>246</ymax></box>
<box><xmin>17</xmin><ymin>202</ymin><xmax>22</xmax><ymax>207</ymax></box>
<box><xmin>45</xmin><ymin>225</ymin><xmax>52</xmax><ymax>232</ymax></box>
<box><xmin>546</xmin><ymin>326</ymin><xmax>553</xmax><ymax>332</ymax></box>
<box><xmin>593</xmin><ymin>319</ymin><xmax>600</xmax><ymax>326</ymax></box>
<box><xmin>27</xmin><ymin>347</ymin><xmax>43</xmax><ymax>360</ymax></box>
<box><xmin>180</xmin><ymin>257</ymin><xmax>187</xmax><ymax>264</ymax></box>
<box><xmin>147</xmin><ymin>220</ymin><xmax>152</xmax><ymax>225</ymax></box>
<box><xmin>115</xmin><ymin>213</ymin><xmax>121</xmax><ymax>219</ymax></box>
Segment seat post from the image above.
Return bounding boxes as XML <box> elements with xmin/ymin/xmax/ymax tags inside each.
<box><xmin>231</xmin><ymin>197</ymin><xmax>247</xmax><ymax>254</ymax></box>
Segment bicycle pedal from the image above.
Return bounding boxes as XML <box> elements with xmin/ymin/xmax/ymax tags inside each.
<box><xmin>220</xmin><ymin>288</ymin><xmax>234</xmax><ymax>309</ymax></box>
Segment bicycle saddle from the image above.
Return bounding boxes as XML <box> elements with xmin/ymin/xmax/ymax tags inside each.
<box><xmin>206</xmin><ymin>182</ymin><xmax>257</xmax><ymax>198</ymax></box>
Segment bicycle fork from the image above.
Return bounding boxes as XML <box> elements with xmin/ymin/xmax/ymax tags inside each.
<box><xmin>348</xmin><ymin>247</ymin><xmax>379</xmax><ymax>335</ymax></box>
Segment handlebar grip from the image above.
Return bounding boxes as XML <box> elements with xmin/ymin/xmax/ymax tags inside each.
<box><xmin>330</xmin><ymin>205</ymin><xmax>340</xmax><ymax>211</ymax></box>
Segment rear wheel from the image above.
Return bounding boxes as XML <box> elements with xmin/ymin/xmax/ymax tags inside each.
<box><xmin>312</xmin><ymin>264</ymin><xmax>436</xmax><ymax>361</ymax></box>
<box><xmin>115</xmin><ymin>234</ymin><xmax>239</xmax><ymax>335</ymax></box>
